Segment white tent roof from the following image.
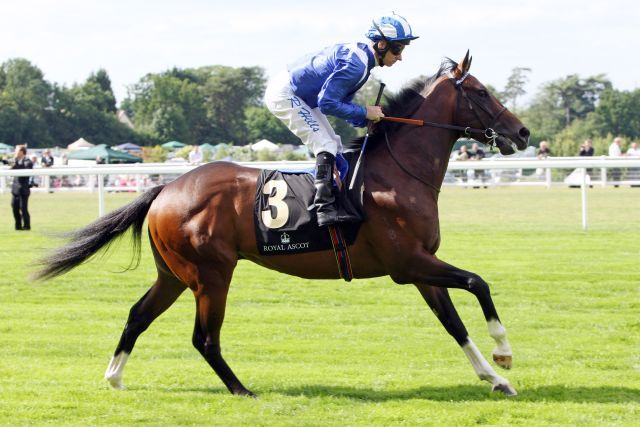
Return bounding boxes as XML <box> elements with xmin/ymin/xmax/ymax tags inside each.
<box><xmin>251</xmin><ymin>139</ymin><xmax>278</xmax><ymax>152</ymax></box>
<box><xmin>67</xmin><ymin>137</ymin><xmax>95</xmax><ymax>150</ymax></box>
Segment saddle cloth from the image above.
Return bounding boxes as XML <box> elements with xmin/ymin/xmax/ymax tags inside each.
<box><xmin>253</xmin><ymin>151</ymin><xmax>364</xmax><ymax>256</ymax></box>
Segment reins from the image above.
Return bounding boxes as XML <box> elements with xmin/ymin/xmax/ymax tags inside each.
<box><xmin>380</xmin><ymin>72</ymin><xmax>507</xmax><ymax>193</ymax></box>
<box><xmin>381</xmin><ymin>116</ymin><xmax>499</xmax><ymax>142</ymax></box>
<box><xmin>381</xmin><ymin>73</ymin><xmax>506</xmax><ymax>145</ymax></box>
<box><xmin>384</xmin><ymin>131</ymin><xmax>441</xmax><ymax>194</ymax></box>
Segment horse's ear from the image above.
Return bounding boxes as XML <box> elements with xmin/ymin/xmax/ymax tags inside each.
<box><xmin>457</xmin><ymin>50</ymin><xmax>472</xmax><ymax>74</ymax></box>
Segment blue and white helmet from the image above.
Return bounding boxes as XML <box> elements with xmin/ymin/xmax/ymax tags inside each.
<box><xmin>366</xmin><ymin>12</ymin><xmax>419</xmax><ymax>43</ymax></box>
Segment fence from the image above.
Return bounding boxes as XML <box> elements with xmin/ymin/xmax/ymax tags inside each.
<box><xmin>2</xmin><ymin>157</ymin><xmax>639</xmax><ymax>230</ymax></box>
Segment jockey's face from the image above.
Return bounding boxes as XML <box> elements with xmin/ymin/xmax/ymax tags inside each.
<box><xmin>378</xmin><ymin>41</ymin><xmax>405</xmax><ymax>67</ymax></box>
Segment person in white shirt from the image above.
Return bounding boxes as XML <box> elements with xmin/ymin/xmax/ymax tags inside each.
<box><xmin>188</xmin><ymin>146</ymin><xmax>203</xmax><ymax>164</ymax></box>
<box><xmin>608</xmin><ymin>137</ymin><xmax>622</xmax><ymax>157</ymax></box>
<box><xmin>626</xmin><ymin>142</ymin><xmax>640</xmax><ymax>156</ymax></box>
<box><xmin>608</xmin><ymin>137</ymin><xmax>623</xmax><ymax>185</ymax></box>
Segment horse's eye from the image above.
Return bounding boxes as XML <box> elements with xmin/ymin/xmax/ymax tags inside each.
<box><xmin>478</xmin><ymin>90</ymin><xmax>488</xmax><ymax>98</ymax></box>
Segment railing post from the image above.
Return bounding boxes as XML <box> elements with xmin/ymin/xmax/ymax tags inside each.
<box><xmin>98</xmin><ymin>174</ymin><xmax>105</xmax><ymax>217</ymax></box>
<box><xmin>601</xmin><ymin>165</ymin><xmax>607</xmax><ymax>188</ymax></box>
<box><xmin>545</xmin><ymin>168</ymin><xmax>552</xmax><ymax>189</ymax></box>
<box><xmin>581</xmin><ymin>168</ymin><xmax>588</xmax><ymax>230</ymax></box>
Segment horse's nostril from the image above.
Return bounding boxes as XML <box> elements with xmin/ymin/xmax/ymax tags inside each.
<box><xmin>519</xmin><ymin>127</ymin><xmax>530</xmax><ymax>140</ymax></box>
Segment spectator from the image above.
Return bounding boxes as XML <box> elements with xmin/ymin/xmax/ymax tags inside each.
<box><xmin>608</xmin><ymin>137</ymin><xmax>623</xmax><ymax>186</ymax></box>
<box><xmin>456</xmin><ymin>145</ymin><xmax>470</xmax><ymax>161</ymax></box>
<box><xmin>470</xmin><ymin>143</ymin><xmax>485</xmax><ymax>160</ymax></box>
<box><xmin>579</xmin><ymin>138</ymin><xmax>595</xmax><ymax>178</ymax></box>
<box><xmin>41</xmin><ymin>149</ymin><xmax>54</xmax><ymax>167</ymax></box>
<box><xmin>626</xmin><ymin>142</ymin><xmax>640</xmax><ymax>187</ymax></box>
<box><xmin>626</xmin><ymin>142</ymin><xmax>640</xmax><ymax>156</ymax></box>
<box><xmin>188</xmin><ymin>145</ymin><xmax>203</xmax><ymax>164</ymax></box>
<box><xmin>10</xmin><ymin>145</ymin><xmax>33</xmax><ymax>230</ymax></box>
<box><xmin>41</xmin><ymin>149</ymin><xmax>54</xmax><ymax>192</ymax></box>
<box><xmin>469</xmin><ymin>143</ymin><xmax>486</xmax><ymax>182</ymax></box>
<box><xmin>29</xmin><ymin>155</ymin><xmax>40</xmax><ymax>188</ymax></box>
<box><xmin>608</xmin><ymin>137</ymin><xmax>623</xmax><ymax>157</ymax></box>
<box><xmin>454</xmin><ymin>145</ymin><xmax>471</xmax><ymax>182</ymax></box>
<box><xmin>96</xmin><ymin>155</ymin><xmax>106</xmax><ymax>164</ymax></box>
<box><xmin>537</xmin><ymin>141</ymin><xmax>551</xmax><ymax>159</ymax></box>
<box><xmin>579</xmin><ymin>139</ymin><xmax>594</xmax><ymax>156</ymax></box>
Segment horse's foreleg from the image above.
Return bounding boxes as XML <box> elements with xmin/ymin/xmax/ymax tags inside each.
<box><xmin>105</xmin><ymin>274</ymin><xmax>185</xmax><ymax>390</ymax></box>
<box><xmin>415</xmin><ymin>284</ymin><xmax>516</xmax><ymax>396</ymax></box>
<box><xmin>192</xmin><ymin>270</ymin><xmax>254</xmax><ymax>397</ymax></box>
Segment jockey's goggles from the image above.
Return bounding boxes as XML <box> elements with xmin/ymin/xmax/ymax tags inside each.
<box><xmin>388</xmin><ymin>43</ymin><xmax>405</xmax><ymax>56</ymax></box>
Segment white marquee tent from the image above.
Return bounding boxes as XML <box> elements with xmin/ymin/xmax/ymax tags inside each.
<box><xmin>250</xmin><ymin>139</ymin><xmax>278</xmax><ymax>152</ymax></box>
<box><xmin>67</xmin><ymin>137</ymin><xmax>95</xmax><ymax>150</ymax></box>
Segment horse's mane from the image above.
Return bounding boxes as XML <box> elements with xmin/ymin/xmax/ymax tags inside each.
<box><xmin>352</xmin><ymin>58</ymin><xmax>458</xmax><ymax>145</ymax></box>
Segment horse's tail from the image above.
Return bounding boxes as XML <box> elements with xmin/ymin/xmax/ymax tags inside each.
<box><xmin>33</xmin><ymin>185</ymin><xmax>165</xmax><ymax>281</ymax></box>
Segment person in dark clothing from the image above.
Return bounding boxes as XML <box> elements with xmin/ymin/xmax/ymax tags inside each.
<box><xmin>41</xmin><ymin>149</ymin><xmax>54</xmax><ymax>166</ymax></box>
<box><xmin>10</xmin><ymin>145</ymin><xmax>33</xmax><ymax>230</ymax></box>
<box><xmin>41</xmin><ymin>149</ymin><xmax>54</xmax><ymax>192</ymax></box>
<box><xmin>470</xmin><ymin>142</ymin><xmax>486</xmax><ymax>182</ymax></box>
<box><xmin>579</xmin><ymin>139</ymin><xmax>594</xmax><ymax>156</ymax></box>
<box><xmin>580</xmin><ymin>138</ymin><xmax>595</xmax><ymax>178</ymax></box>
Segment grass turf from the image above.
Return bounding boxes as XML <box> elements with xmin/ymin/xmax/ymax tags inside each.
<box><xmin>0</xmin><ymin>187</ymin><xmax>638</xmax><ymax>426</ymax></box>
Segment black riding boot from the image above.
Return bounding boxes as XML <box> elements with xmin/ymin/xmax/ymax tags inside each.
<box><xmin>314</xmin><ymin>152</ymin><xmax>338</xmax><ymax>227</ymax></box>
<box><xmin>313</xmin><ymin>152</ymin><xmax>361</xmax><ymax>227</ymax></box>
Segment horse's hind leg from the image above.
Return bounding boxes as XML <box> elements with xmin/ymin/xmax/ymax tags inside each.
<box><xmin>191</xmin><ymin>266</ymin><xmax>254</xmax><ymax>397</ymax></box>
<box><xmin>406</xmin><ymin>256</ymin><xmax>513</xmax><ymax>369</ymax></box>
<box><xmin>105</xmin><ymin>273</ymin><xmax>185</xmax><ymax>389</ymax></box>
<box><xmin>415</xmin><ymin>283</ymin><xmax>516</xmax><ymax>396</ymax></box>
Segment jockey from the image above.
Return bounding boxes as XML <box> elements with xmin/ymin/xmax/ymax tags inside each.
<box><xmin>265</xmin><ymin>12</ymin><xmax>419</xmax><ymax>227</ymax></box>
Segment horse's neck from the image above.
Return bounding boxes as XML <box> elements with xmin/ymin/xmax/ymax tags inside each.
<box><xmin>369</xmin><ymin>92</ymin><xmax>458</xmax><ymax>196</ymax></box>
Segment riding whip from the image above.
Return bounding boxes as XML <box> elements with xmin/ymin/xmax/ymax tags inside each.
<box><xmin>349</xmin><ymin>82</ymin><xmax>385</xmax><ymax>190</ymax></box>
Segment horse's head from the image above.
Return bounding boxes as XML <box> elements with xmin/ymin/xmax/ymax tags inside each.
<box><xmin>445</xmin><ymin>51</ymin><xmax>529</xmax><ymax>155</ymax></box>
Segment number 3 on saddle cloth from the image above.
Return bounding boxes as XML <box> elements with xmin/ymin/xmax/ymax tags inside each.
<box><xmin>254</xmin><ymin>152</ymin><xmax>364</xmax><ymax>280</ymax></box>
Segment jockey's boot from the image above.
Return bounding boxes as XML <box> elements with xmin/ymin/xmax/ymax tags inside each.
<box><xmin>313</xmin><ymin>152</ymin><xmax>359</xmax><ymax>227</ymax></box>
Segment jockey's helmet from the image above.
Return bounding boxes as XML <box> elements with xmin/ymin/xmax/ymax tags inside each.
<box><xmin>366</xmin><ymin>12</ymin><xmax>419</xmax><ymax>44</ymax></box>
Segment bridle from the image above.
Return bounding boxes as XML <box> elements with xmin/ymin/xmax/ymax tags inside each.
<box><xmin>448</xmin><ymin>71</ymin><xmax>507</xmax><ymax>148</ymax></box>
<box><xmin>383</xmin><ymin>71</ymin><xmax>508</xmax><ymax>193</ymax></box>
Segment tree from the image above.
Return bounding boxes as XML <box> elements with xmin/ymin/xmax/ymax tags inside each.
<box><xmin>125</xmin><ymin>72</ymin><xmax>208</xmax><ymax>145</ymax></box>
<box><xmin>520</xmin><ymin>74</ymin><xmax>612</xmax><ymax>145</ymax></box>
<box><xmin>244</xmin><ymin>106</ymin><xmax>300</xmax><ymax>145</ymax></box>
<box><xmin>86</xmin><ymin>69</ymin><xmax>117</xmax><ymax>113</ymax></box>
<box><xmin>202</xmin><ymin>66</ymin><xmax>266</xmax><ymax>144</ymax></box>
<box><xmin>591</xmin><ymin>88</ymin><xmax>640</xmax><ymax>139</ymax></box>
<box><xmin>501</xmin><ymin>67</ymin><xmax>531</xmax><ymax>113</ymax></box>
<box><xmin>0</xmin><ymin>58</ymin><xmax>52</xmax><ymax>147</ymax></box>
<box><xmin>545</xmin><ymin>74</ymin><xmax>611</xmax><ymax>126</ymax></box>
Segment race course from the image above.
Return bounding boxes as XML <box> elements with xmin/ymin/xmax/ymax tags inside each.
<box><xmin>1</xmin><ymin>187</ymin><xmax>638</xmax><ymax>425</ymax></box>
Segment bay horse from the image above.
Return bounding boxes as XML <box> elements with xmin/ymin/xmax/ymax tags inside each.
<box><xmin>35</xmin><ymin>52</ymin><xmax>529</xmax><ymax>397</ymax></box>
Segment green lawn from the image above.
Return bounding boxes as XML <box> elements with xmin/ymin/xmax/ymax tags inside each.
<box><xmin>0</xmin><ymin>187</ymin><xmax>638</xmax><ymax>426</ymax></box>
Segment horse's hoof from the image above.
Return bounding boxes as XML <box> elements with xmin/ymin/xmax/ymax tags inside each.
<box><xmin>234</xmin><ymin>389</ymin><xmax>257</xmax><ymax>398</ymax></box>
<box><xmin>492</xmin><ymin>382</ymin><xmax>517</xmax><ymax>396</ymax></box>
<box><xmin>493</xmin><ymin>353</ymin><xmax>512</xmax><ymax>370</ymax></box>
<box><xmin>105</xmin><ymin>375</ymin><xmax>125</xmax><ymax>390</ymax></box>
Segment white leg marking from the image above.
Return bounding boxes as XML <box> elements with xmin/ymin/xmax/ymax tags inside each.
<box><xmin>487</xmin><ymin>319</ymin><xmax>512</xmax><ymax>356</ymax></box>
<box><xmin>462</xmin><ymin>338</ymin><xmax>509</xmax><ymax>387</ymax></box>
<box><xmin>105</xmin><ymin>352</ymin><xmax>129</xmax><ymax>390</ymax></box>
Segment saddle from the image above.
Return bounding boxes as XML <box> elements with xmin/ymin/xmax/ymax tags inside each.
<box><xmin>254</xmin><ymin>151</ymin><xmax>365</xmax><ymax>257</ymax></box>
